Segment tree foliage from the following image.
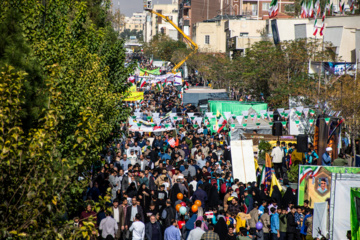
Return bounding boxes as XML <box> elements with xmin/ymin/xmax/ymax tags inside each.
<box><xmin>187</xmin><ymin>39</ymin><xmax>337</xmax><ymax>108</ymax></box>
<box><xmin>0</xmin><ymin>0</ymin><xmax>132</xmax><ymax>238</ymax></box>
<box><xmin>143</xmin><ymin>34</ymin><xmax>187</xmax><ymax>62</ymax></box>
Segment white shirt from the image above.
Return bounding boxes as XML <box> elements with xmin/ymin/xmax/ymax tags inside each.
<box><xmin>113</xmin><ymin>207</ymin><xmax>120</xmax><ymax>223</ymax></box>
<box><xmin>271</xmin><ymin>146</ymin><xmax>284</xmax><ymax>163</ymax></box>
<box><xmin>187</xmin><ymin>227</ymin><xmax>205</xmax><ymax>240</ymax></box>
<box><xmin>129</xmin><ymin>221</ymin><xmax>145</xmax><ymax>240</ymax></box>
<box><xmin>99</xmin><ymin>216</ymin><xmax>118</xmax><ymax>239</ymax></box>
<box><xmin>197</xmin><ymin>158</ymin><xmax>207</xmax><ymax>169</ymax></box>
<box><xmin>128</xmin><ymin>154</ymin><xmax>138</xmax><ymax>166</ymax></box>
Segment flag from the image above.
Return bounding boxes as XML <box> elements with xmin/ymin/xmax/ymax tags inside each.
<box><xmin>315</xmin><ymin>0</ymin><xmax>321</xmax><ymax>16</ymax></box>
<box><xmin>350</xmin><ymin>1</ymin><xmax>355</xmax><ymax>14</ymax></box>
<box><xmin>156</xmin><ymin>82</ymin><xmax>162</xmax><ymax>91</ymax></box>
<box><xmin>339</xmin><ymin>2</ymin><xmax>343</xmax><ymax>13</ymax></box>
<box><xmin>322</xmin><ymin>9</ymin><xmax>326</xmax><ymax>21</ymax></box>
<box><xmin>217</xmin><ymin>119</ymin><xmax>227</xmax><ymax>133</ymax></box>
<box><xmin>329</xmin><ymin>3</ymin><xmax>333</xmax><ymax>15</ymax></box>
<box><xmin>128</xmin><ymin>76</ymin><xmax>135</xmax><ymax>83</ymax></box>
<box><xmin>313</xmin><ymin>19</ymin><xmax>318</xmax><ymax>36</ymax></box>
<box><xmin>301</xmin><ymin>0</ymin><xmax>307</xmax><ymax>18</ymax></box>
<box><xmin>308</xmin><ymin>0</ymin><xmax>314</xmax><ymax>18</ymax></box>
<box><xmin>270</xmin><ymin>173</ymin><xmax>282</xmax><ymax>196</ymax></box>
<box><xmin>260</xmin><ymin>153</ymin><xmax>273</xmax><ymax>186</ymax></box>
<box><xmin>168</xmin><ymin>138</ymin><xmax>176</xmax><ymax>148</ymax></box>
<box><xmin>320</xmin><ymin>22</ymin><xmax>325</xmax><ymax>36</ymax></box>
<box><xmin>140</xmin><ymin>78</ymin><xmax>146</xmax><ymax>88</ymax></box>
<box><xmin>184</xmin><ymin>81</ymin><xmax>189</xmax><ymax>87</ymax></box>
<box><xmin>269</xmin><ymin>0</ymin><xmax>279</xmax><ymax>18</ymax></box>
<box><xmin>341</xmin><ymin>2</ymin><xmax>345</xmax><ymax>14</ymax></box>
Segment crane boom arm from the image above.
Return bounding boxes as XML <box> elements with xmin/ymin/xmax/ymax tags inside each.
<box><xmin>146</xmin><ymin>9</ymin><xmax>198</xmax><ymax>73</ymax></box>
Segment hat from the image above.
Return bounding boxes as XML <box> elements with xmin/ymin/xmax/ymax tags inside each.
<box><xmin>228</xmin><ymin>197</ymin><xmax>234</xmax><ymax>201</ymax></box>
<box><xmin>162</xmin><ymin>169</ymin><xmax>167</xmax><ymax>174</ymax></box>
<box><xmin>178</xmin><ymin>175</ymin><xmax>184</xmax><ymax>179</ymax></box>
<box><xmin>326</xmin><ymin>147</ymin><xmax>332</xmax><ymax>151</ymax></box>
<box><xmin>231</xmin><ymin>192</ymin><xmax>238</xmax><ymax>198</ymax></box>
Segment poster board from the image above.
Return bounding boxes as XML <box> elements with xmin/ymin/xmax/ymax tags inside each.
<box><xmin>329</xmin><ymin>173</ymin><xmax>360</xmax><ymax>240</ymax></box>
<box><xmin>298</xmin><ymin>165</ymin><xmax>360</xmax><ymax>207</ymax></box>
<box><xmin>230</xmin><ymin>140</ymin><xmax>256</xmax><ymax>183</ymax></box>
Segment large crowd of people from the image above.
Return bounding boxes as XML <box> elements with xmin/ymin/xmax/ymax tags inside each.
<box><xmin>76</xmin><ymin>72</ymin><xmax>350</xmax><ymax>240</ymax></box>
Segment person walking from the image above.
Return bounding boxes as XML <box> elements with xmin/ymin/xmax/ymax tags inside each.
<box><xmin>145</xmin><ymin>215</ymin><xmax>163</xmax><ymax>240</ymax></box>
<box><xmin>286</xmin><ymin>207</ymin><xmax>298</xmax><ymax>240</ymax></box>
<box><xmin>129</xmin><ymin>213</ymin><xmax>145</xmax><ymax>240</ymax></box>
<box><xmin>271</xmin><ymin>141</ymin><xmax>284</xmax><ymax>180</ymax></box>
<box><xmin>201</xmin><ymin>224</ymin><xmax>220</xmax><ymax>240</ymax></box>
<box><xmin>188</xmin><ymin>220</ymin><xmax>205</xmax><ymax>240</ymax></box>
<box><xmin>164</xmin><ymin>219</ymin><xmax>181</xmax><ymax>240</ymax></box>
<box><xmin>270</xmin><ymin>207</ymin><xmax>280</xmax><ymax>240</ymax></box>
<box><xmin>99</xmin><ymin>211</ymin><xmax>118</xmax><ymax>240</ymax></box>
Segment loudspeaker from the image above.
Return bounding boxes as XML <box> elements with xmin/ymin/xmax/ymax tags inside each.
<box><xmin>272</xmin><ymin>122</ymin><xmax>283</xmax><ymax>136</ymax></box>
<box><xmin>297</xmin><ymin>134</ymin><xmax>308</xmax><ymax>152</ymax></box>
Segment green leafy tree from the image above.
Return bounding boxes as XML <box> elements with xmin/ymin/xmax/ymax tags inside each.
<box><xmin>0</xmin><ymin>0</ymin><xmax>132</xmax><ymax>238</ymax></box>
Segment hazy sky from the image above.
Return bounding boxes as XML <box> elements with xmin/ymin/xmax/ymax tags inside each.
<box><xmin>114</xmin><ymin>0</ymin><xmax>173</xmax><ymax>17</ymax></box>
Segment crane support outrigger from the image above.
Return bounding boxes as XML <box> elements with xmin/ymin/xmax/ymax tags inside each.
<box><xmin>143</xmin><ymin>0</ymin><xmax>198</xmax><ymax>74</ymax></box>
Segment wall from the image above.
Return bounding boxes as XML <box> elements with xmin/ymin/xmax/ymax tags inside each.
<box><xmin>193</xmin><ymin>20</ymin><xmax>227</xmax><ymax>53</ymax></box>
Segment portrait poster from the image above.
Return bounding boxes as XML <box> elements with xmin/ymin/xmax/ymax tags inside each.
<box><xmin>298</xmin><ymin>165</ymin><xmax>360</xmax><ymax>207</ymax></box>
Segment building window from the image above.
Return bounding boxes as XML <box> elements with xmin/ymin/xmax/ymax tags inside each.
<box><xmin>262</xmin><ymin>3</ymin><xmax>270</xmax><ymax>11</ymax></box>
<box><xmin>135</xmin><ymin>25</ymin><xmax>138</xmax><ymax>28</ymax></box>
<box><xmin>205</xmin><ymin>35</ymin><xmax>210</xmax><ymax>44</ymax></box>
<box><xmin>240</xmin><ymin>32</ymin><xmax>249</xmax><ymax>37</ymax></box>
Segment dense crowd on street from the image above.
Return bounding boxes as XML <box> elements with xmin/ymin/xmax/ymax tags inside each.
<box><xmin>72</xmin><ymin>80</ymin><xmax>350</xmax><ymax>240</ymax></box>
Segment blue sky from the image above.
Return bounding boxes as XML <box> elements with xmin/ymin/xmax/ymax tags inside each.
<box><xmin>114</xmin><ymin>0</ymin><xmax>172</xmax><ymax>16</ymax></box>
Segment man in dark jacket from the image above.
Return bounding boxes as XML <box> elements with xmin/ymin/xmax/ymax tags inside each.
<box><xmin>286</xmin><ymin>207</ymin><xmax>298</xmax><ymax>240</ymax></box>
<box><xmin>125</xmin><ymin>196</ymin><xmax>145</xmax><ymax>230</ymax></box>
<box><xmin>145</xmin><ymin>215</ymin><xmax>162</xmax><ymax>240</ymax></box>
<box><xmin>161</xmin><ymin>200</ymin><xmax>177</xmax><ymax>229</ymax></box>
<box><xmin>192</xmin><ymin>184</ymin><xmax>208</xmax><ymax>208</ymax></box>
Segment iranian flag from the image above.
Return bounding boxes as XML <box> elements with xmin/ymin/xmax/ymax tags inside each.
<box><xmin>328</xmin><ymin>3</ymin><xmax>333</xmax><ymax>15</ymax></box>
<box><xmin>301</xmin><ymin>0</ymin><xmax>307</xmax><ymax>18</ymax></box>
<box><xmin>162</xmin><ymin>81</ymin><xmax>166</xmax><ymax>88</ymax></box>
<box><xmin>350</xmin><ymin>1</ymin><xmax>355</xmax><ymax>14</ymax></box>
<box><xmin>308</xmin><ymin>0</ymin><xmax>314</xmax><ymax>18</ymax></box>
<box><xmin>166</xmin><ymin>81</ymin><xmax>172</xmax><ymax>86</ymax></box>
<box><xmin>269</xmin><ymin>0</ymin><xmax>278</xmax><ymax>18</ymax></box>
<box><xmin>339</xmin><ymin>2</ymin><xmax>343</xmax><ymax>14</ymax></box>
<box><xmin>217</xmin><ymin>119</ymin><xmax>227</xmax><ymax>133</ymax></box>
<box><xmin>128</xmin><ymin>76</ymin><xmax>135</xmax><ymax>83</ymax></box>
<box><xmin>313</xmin><ymin>19</ymin><xmax>318</xmax><ymax>36</ymax></box>
<box><xmin>341</xmin><ymin>2</ymin><xmax>345</xmax><ymax>14</ymax></box>
<box><xmin>314</xmin><ymin>0</ymin><xmax>321</xmax><ymax>16</ymax></box>
<box><xmin>140</xmin><ymin>78</ymin><xmax>147</xmax><ymax>88</ymax></box>
<box><xmin>319</xmin><ymin>22</ymin><xmax>325</xmax><ymax>36</ymax></box>
<box><xmin>156</xmin><ymin>82</ymin><xmax>162</xmax><ymax>91</ymax></box>
<box><xmin>322</xmin><ymin>9</ymin><xmax>326</xmax><ymax>21</ymax></box>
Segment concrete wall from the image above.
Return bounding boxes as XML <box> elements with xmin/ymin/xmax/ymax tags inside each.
<box><xmin>193</xmin><ymin>20</ymin><xmax>227</xmax><ymax>53</ymax></box>
<box><xmin>151</xmin><ymin>3</ymin><xmax>179</xmax><ymax>41</ymax></box>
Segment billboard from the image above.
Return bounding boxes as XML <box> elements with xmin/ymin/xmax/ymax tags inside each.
<box><xmin>298</xmin><ymin>165</ymin><xmax>360</xmax><ymax>207</ymax></box>
<box><xmin>309</xmin><ymin>62</ymin><xmax>357</xmax><ymax>76</ymax></box>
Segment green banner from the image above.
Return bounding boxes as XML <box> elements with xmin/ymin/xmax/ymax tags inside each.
<box><xmin>139</xmin><ymin>67</ymin><xmax>161</xmax><ymax>75</ymax></box>
<box><xmin>208</xmin><ymin>100</ymin><xmax>268</xmax><ymax>116</ymax></box>
<box><xmin>351</xmin><ymin>188</ymin><xmax>360</xmax><ymax>240</ymax></box>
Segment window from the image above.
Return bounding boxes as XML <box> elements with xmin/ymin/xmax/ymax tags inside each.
<box><xmin>205</xmin><ymin>35</ymin><xmax>210</xmax><ymax>44</ymax></box>
<box><xmin>240</xmin><ymin>32</ymin><xmax>249</xmax><ymax>37</ymax></box>
<box><xmin>262</xmin><ymin>3</ymin><xmax>270</xmax><ymax>11</ymax></box>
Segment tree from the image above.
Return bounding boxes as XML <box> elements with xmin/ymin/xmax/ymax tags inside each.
<box><xmin>143</xmin><ymin>34</ymin><xmax>187</xmax><ymax>62</ymax></box>
<box><xmin>0</xmin><ymin>0</ymin><xmax>132</xmax><ymax>238</ymax></box>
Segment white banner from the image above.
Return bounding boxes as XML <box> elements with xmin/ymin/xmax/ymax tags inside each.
<box><xmin>277</xmin><ymin>108</ymin><xmax>285</xmax><ymax>114</ymax></box>
<box><xmin>195</xmin><ymin>117</ymin><xmax>203</xmax><ymax>126</ymax></box>
<box><xmin>187</xmin><ymin>113</ymin><xmax>194</xmax><ymax>118</ymax></box>
<box><xmin>242</xmin><ymin>111</ymin><xmax>249</xmax><ymax>116</ymax></box>
<box><xmin>152</xmin><ymin>113</ymin><xmax>159</xmax><ymax>118</ymax></box>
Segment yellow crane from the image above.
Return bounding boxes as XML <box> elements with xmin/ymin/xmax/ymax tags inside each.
<box><xmin>143</xmin><ymin>0</ymin><xmax>198</xmax><ymax>74</ymax></box>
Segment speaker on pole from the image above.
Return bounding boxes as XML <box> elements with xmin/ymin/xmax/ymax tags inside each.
<box><xmin>272</xmin><ymin>122</ymin><xmax>283</xmax><ymax>136</ymax></box>
<box><xmin>297</xmin><ymin>134</ymin><xmax>308</xmax><ymax>152</ymax></box>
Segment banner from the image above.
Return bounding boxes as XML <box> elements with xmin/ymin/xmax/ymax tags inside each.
<box><xmin>139</xmin><ymin>67</ymin><xmax>161</xmax><ymax>75</ymax></box>
<box><xmin>124</xmin><ymin>91</ymin><xmax>144</xmax><ymax>101</ymax></box>
<box><xmin>351</xmin><ymin>188</ymin><xmax>360</xmax><ymax>240</ymax></box>
<box><xmin>298</xmin><ymin>165</ymin><xmax>360</xmax><ymax>207</ymax></box>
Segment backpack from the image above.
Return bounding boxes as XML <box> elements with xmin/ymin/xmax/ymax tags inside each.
<box><xmin>219</xmin><ymin>178</ymin><xmax>227</xmax><ymax>194</ymax></box>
